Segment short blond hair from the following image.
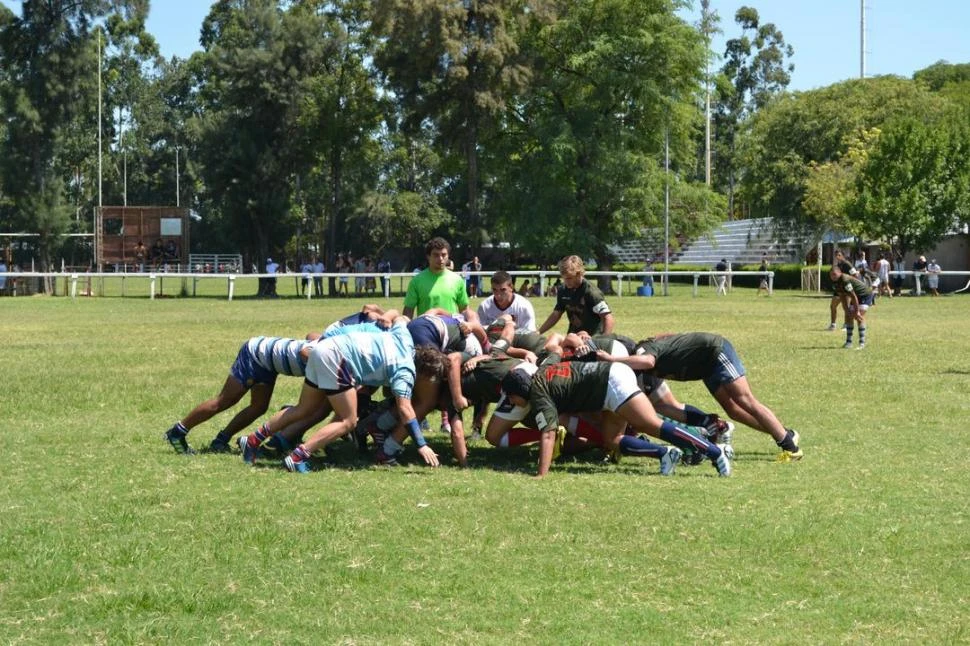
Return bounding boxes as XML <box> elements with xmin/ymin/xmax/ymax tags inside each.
<box><xmin>558</xmin><ymin>255</ymin><xmax>585</xmax><ymax>277</ymax></box>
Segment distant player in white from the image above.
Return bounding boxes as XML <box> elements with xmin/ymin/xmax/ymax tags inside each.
<box><xmin>477</xmin><ymin>270</ymin><xmax>537</xmax><ymax>332</ymax></box>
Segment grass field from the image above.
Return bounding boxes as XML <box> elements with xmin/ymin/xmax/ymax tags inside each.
<box><xmin>1</xmin><ymin>289</ymin><xmax>968</xmax><ymax>644</ymax></box>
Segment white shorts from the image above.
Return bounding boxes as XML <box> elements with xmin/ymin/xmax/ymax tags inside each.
<box><xmin>604</xmin><ymin>363</ymin><xmax>642</xmax><ymax>412</ymax></box>
<box><xmin>305</xmin><ymin>343</ymin><xmax>353</xmax><ymax>392</ymax></box>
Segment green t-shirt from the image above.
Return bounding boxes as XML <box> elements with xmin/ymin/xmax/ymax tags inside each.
<box><xmin>404</xmin><ymin>268</ymin><xmax>469</xmax><ymax>315</ymax></box>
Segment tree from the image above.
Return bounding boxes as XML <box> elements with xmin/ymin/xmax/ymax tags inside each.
<box><xmin>492</xmin><ymin>0</ymin><xmax>716</xmax><ymax>279</ymax></box>
<box><xmin>0</xmin><ymin>0</ymin><xmax>138</xmax><ymax>283</ymax></box>
<box><xmin>372</xmin><ymin>0</ymin><xmax>534</xmax><ymax>247</ymax></box>
<box><xmin>913</xmin><ymin>60</ymin><xmax>970</xmax><ymax>92</ymax></box>
<box><xmin>193</xmin><ymin>0</ymin><xmax>345</xmax><ymax>264</ymax></box>
<box><xmin>296</xmin><ymin>0</ymin><xmax>383</xmax><ymax>268</ymax></box>
<box><xmin>739</xmin><ymin>76</ymin><xmax>948</xmax><ymax>247</ymax></box>
<box><xmin>712</xmin><ymin>5</ymin><xmax>793</xmax><ymax>217</ymax></box>
<box><xmin>848</xmin><ymin>110</ymin><xmax>970</xmax><ymax>256</ymax></box>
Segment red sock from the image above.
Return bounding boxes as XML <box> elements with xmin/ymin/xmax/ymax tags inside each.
<box><xmin>506</xmin><ymin>427</ymin><xmax>542</xmax><ymax>446</ymax></box>
<box><xmin>573</xmin><ymin>418</ymin><xmax>604</xmax><ymax>447</ymax></box>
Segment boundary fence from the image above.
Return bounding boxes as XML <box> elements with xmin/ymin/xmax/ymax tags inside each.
<box><xmin>1</xmin><ymin>270</ymin><xmax>967</xmax><ymax>301</ymax></box>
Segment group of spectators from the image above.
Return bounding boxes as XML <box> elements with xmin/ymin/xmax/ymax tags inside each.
<box><xmin>133</xmin><ymin>239</ymin><xmax>180</xmax><ymax>271</ymax></box>
<box><xmin>165</xmin><ymin>235</ymin><xmax>803</xmax><ymax>478</ymax></box>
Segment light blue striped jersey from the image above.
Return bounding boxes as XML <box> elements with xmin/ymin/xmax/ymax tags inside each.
<box><xmin>246</xmin><ymin>336</ymin><xmax>313</xmax><ymax>377</ymax></box>
<box><xmin>325</xmin><ymin>321</ymin><xmax>416</xmax><ymax>398</ymax></box>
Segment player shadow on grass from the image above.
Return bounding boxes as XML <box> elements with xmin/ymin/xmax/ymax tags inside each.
<box><xmin>226</xmin><ymin>435</ymin><xmax>774</xmax><ymax>474</ymax></box>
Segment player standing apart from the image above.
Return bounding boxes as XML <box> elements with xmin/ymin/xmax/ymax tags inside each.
<box><xmin>537</xmin><ymin>255</ymin><xmax>614</xmax><ymax>336</ymax></box>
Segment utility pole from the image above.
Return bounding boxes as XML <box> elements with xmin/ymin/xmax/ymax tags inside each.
<box><xmin>860</xmin><ymin>0</ymin><xmax>867</xmax><ymax>79</ymax></box>
<box><xmin>175</xmin><ymin>146</ymin><xmax>180</xmax><ymax>207</ymax></box>
<box><xmin>97</xmin><ymin>30</ymin><xmax>102</xmax><ymax>209</ymax></box>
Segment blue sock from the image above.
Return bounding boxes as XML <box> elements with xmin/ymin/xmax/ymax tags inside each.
<box><xmin>619</xmin><ymin>434</ymin><xmax>666</xmax><ymax>459</ymax></box>
<box><xmin>172</xmin><ymin>421</ymin><xmax>188</xmax><ymax>436</ymax></box>
<box><xmin>859</xmin><ymin>325</ymin><xmax>866</xmax><ymax>344</ymax></box>
<box><xmin>682</xmin><ymin>405</ymin><xmax>708</xmax><ymax>427</ymax></box>
<box><xmin>658</xmin><ymin>421</ymin><xmax>721</xmax><ymax>459</ymax></box>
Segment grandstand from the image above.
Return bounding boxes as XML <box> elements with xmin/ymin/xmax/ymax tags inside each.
<box><xmin>609</xmin><ymin>218</ymin><xmax>808</xmax><ymax>267</ymax></box>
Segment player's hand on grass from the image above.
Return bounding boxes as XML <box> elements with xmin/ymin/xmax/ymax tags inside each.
<box><xmin>417</xmin><ymin>445</ymin><xmax>440</xmax><ymax>467</ymax></box>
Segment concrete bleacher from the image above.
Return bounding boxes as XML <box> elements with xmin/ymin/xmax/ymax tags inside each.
<box><xmin>608</xmin><ymin>218</ymin><xmax>808</xmax><ymax>267</ymax></box>
<box><xmin>608</xmin><ymin>230</ymin><xmax>679</xmax><ymax>265</ymax></box>
<box><xmin>672</xmin><ymin>218</ymin><xmax>805</xmax><ymax>266</ymax></box>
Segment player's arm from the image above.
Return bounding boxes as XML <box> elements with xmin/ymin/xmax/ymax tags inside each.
<box><xmin>532</xmin><ymin>393</ymin><xmax>560</xmax><ymax>478</ymax></box>
<box><xmin>445</xmin><ymin>407</ymin><xmax>468</xmax><ymax>468</ymax></box>
<box><xmin>446</xmin><ymin>352</ymin><xmax>469</xmax><ymax>411</ymax></box>
<box><xmin>537</xmin><ymin>309</ymin><xmax>563</xmax><ymax>334</ymax></box>
<box><xmin>395</xmin><ymin>395</ymin><xmax>439</xmax><ymax>467</ymax></box>
<box><xmin>599</xmin><ymin>311</ymin><xmax>615</xmax><ymax>334</ymax></box>
<box><xmin>595</xmin><ymin>350</ymin><xmax>656</xmax><ymax>371</ymax></box>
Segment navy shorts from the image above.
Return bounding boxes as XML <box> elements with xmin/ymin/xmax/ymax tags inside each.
<box><xmin>702</xmin><ymin>339</ymin><xmax>746</xmax><ymax>394</ymax></box>
<box><xmin>229</xmin><ymin>342</ymin><xmax>278</xmax><ymax>389</ymax></box>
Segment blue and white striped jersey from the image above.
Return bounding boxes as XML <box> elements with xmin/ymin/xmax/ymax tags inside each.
<box><xmin>246</xmin><ymin>336</ymin><xmax>313</xmax><ymax>377</ymax></box>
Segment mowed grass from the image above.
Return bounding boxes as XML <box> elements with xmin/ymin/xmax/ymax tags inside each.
<box><xmin>1</xmin><ymin>289</ymin><xmax>968</xmax><ymax>644</ymax></box>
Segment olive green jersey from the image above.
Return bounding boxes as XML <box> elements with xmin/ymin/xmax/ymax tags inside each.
<box><xmin>528</xmin><ymin>361</ymin><xmax>610</xmax><ymax>431</ymax></box>
<box><xmin>461</xmin><ymin>355</ymin><xmax>523</xmax><ymax>403</ymax></box>
<box><xmin>634</xmin><ymin>332</ymin><xmax>725</xmax><ymax>382</ymax></box>
<box><xmin>833</xmin><ymin>273</ymin><xmax>873</xmax><ymax>297</ymax></box>
<box><xmin>553</xmin><ymin>278</ymin><xmax>612</xmax><ymax>334</ymax></box>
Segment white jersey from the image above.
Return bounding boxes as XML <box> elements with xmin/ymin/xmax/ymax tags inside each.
<box><xmin>478</xmin><ymin>294</ymin><xmax>537</xmax><ymax>332</ymax></box>
<box><xmin>876</xmin><ymin>258</ymin><xmax>890</xmax><ymax>281</ymax></box>
<box><xmin>246</xmin><ymin>337</ymin><xmax>314</xmax><ymax>377</ymax></box>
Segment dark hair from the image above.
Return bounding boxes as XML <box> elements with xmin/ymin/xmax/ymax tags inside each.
<box><xmin>501</xmin><ymin>369</ymin><xmax>533</xmax><ymax>400</ymax></box>
<box><xmin>425</xmin><ymin>237</ymin><xmax>451</xmax><ymax>256</ymax></box>
<box><xmin>491</xmin><ymin>270</ymin><xmax>512</xmax><ymax>285</ymax></box>
<box><xmin>414</xmin><ymin>345</ymin><xmax>446</xmax><ymax>380</ymax></box>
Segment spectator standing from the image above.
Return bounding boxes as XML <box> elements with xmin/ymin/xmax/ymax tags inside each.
<box><xmin>354</xmin><ymin>254</ymin><xmax>367</xmax><ymax>294</ymax></box>
<box><xmin>463</xmin><ymin>256</ymin><xmax>482</xmax><ymax>297</ymax></box>
<box><xmin>891</xmin><ymin>253</ymin><xmax>905</xmax><ymax>296</ymax></box>
<box><xmin>757</xmin><ymin>255</ymin><xmax>770</xmax><ymax>296</ymax></box>
<box><xmin>377</xmin><ymin>256</ymin><xmax>391</xmax><ymax>295</ymax></box>
<box><xmin>875</xmin><ymin>252</ymin><xmax>892</xmax><ymax>299</ymax></box>
<box><xmin>336</xmin><ymin>253</ymin><xmax>350</xmax><ymax>295</ymax></box>
<box><xmin>312</xmin><ymin>255</ymin><xmax>325</xmax><ymax>297</ymax></box>
<box><xmin>150</xmin><ymin>239</ymin><xmax>164</xmax><ymax>269</ymax></box>
<box><xmin>912</xmin><ymin>255</ymin><xmax>928</xmax><ymax>295</ymax></box>
<box><xmin>714</xmin><ymin>258</ymin><xmax>729</xmax><ymax>296</ymax></box>
<box><xmin>0</xmin><ymin>257</ymin><xmax>7</xmax><ymax>294</ymax></box>
<box><xmin>926</xmin><ymin>258</ymin><xmax>942</xmax><ymax>296</ymax></box>
<box><xmin>134</xmin><ymin>241</ymin><xmax>147</xmax><ymax>272</ymax></box>
<box><xmin>265</xmin><ymin>257</ymin><xmax>279</xmax><ymax>297</ymax></box>
<box><xmin>164</xmin><ymin>239</ymin><xmax>179</xmax><ymax>263</ymax></box>
<box><xmin>365</xmin><ymin>257</ymin><xmax>377</xmax><ymax>294</ymax></box>
<box><xmin>538</xmin><ymin>255</ymin><xmax>614</xmax><ymax>336</ymax></box>
<box><xmin>300</xmin><ymin>259</ymin><xmax>313</xmax><ymax>296</ymax></box>
<box><xmin>642</xmin><ymin>258</ymin><xmax>655</xmax><ymax>290</ymax></box>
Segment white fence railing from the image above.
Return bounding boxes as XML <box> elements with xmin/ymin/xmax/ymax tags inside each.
<box><xmin>0</xmin><ymin>270</ymin><xmax>967</xmax><ymax>301</ymax></box>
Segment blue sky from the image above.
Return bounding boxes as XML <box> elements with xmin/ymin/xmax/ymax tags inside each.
<box><xmin>2</xmin><ymin>0</ymin><xmax>969</xmax><ymax>92</ymax></box>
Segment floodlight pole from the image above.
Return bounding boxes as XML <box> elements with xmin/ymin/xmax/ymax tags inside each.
<box><xmin>663</xmin><ymin>125</ymin><xmax>670</xmax><ymax>296</ymax></box>
<box><xmin>860</xmin><ymin>0</ymin><xmax>867</xmax><ymax>79</ymax></box>
<box><xmin>97</xmin><ymin>30</ymin><xmax>102</xmax><ymax>209</ymax></box>
<box><xmin>175</xmin><ymin>145</ymin><xmax>180</xmax><ymax>207</ymax></box>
